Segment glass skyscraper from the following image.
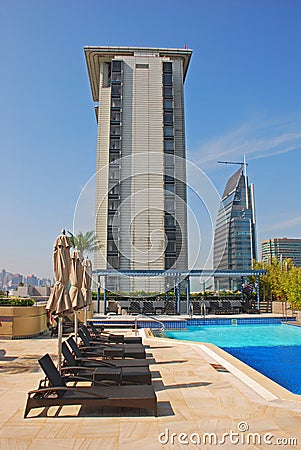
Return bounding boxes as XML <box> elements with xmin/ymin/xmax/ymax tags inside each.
<box><xmin>213</xmin><ymin>166</ymin><xmax>257</xmax><ymax>289</ymax></box>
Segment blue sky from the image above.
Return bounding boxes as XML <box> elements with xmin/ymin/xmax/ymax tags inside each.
<box><xmin>0</xmin><ymin>0</ymin><xmax>300</xmax><ymax>278</ymax></box>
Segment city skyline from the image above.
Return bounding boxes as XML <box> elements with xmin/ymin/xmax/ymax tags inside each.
<box><xmin>1</xmin><ymin>1</ymin><xmax>300</xmax><ymax>279</ymax></box>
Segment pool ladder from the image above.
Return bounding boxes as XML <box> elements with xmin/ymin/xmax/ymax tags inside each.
<box><xmin>134</xmin><ymin>314</ymin><xmax>166</xmax><ymax>336</ymax></box>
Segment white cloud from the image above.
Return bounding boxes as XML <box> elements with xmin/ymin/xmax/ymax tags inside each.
<box><xmin>191</xmin><ymin>119</ymin><xmax>301</xmax><ymax>167</ymax></box>
<box><xmin>260</xmin><ymin>215</ymin><xmax>301</xmax><ymax>233</ymax></box>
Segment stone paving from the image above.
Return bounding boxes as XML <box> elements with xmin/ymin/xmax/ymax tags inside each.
<box><xmin>0</xmin><ymin>330</ymin><xmax>301</xmax><ymax>449</ymax></box>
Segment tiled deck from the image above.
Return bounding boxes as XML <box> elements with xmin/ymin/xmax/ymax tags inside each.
<box><xmin>1</xmin><ymin>328</ymin><xmax>301</xmax><ymax>449</ymax></box>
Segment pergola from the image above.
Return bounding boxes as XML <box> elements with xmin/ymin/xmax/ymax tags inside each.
<box><xmin>93</xmin><ymin>269</ymin><xmax>266</xmax><ymax>315</ymax></box>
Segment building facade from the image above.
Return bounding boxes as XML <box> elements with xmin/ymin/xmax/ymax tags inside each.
<box><xmin>84</xmin><ymin>47</ymin><xmax>191</xmax><ymax>292</ymax></box>
<box><xmin>262</xmin><ymin>238</ymin><xmax>301</xmax><ymax>267</ymax></box>
<box><xmin>213</xmin><ymin>166</ymin><xmax>257</xmax><ymax>289</ymax></box>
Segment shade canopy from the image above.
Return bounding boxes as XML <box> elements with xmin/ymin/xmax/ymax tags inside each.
<box><xmin>82</xmin><ymin>256</ymin><xmax>92</xmax><ymax>307</ymax></box>
<box><xmin>70</xmin><ymin>249</ymin><xmax>85</xmax><ymax>310</ymax></box>
<box><xmin>46</xmin><ymin>233</ymin><xmax>73</xmax><ymax>315</ymax></box>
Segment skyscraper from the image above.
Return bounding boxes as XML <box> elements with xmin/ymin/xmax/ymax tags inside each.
<box><xmin>262</xmin><ymin>238</ymin><xmax>301</xmax><ymax>267</ymax></box>
<box><xmin>213</xmin><ymin>166</ymin><xmax>257</xmax><ymax>289</ymax></box>
<box><xmin>84</xmin><ymin>47</ymin><xmax>192</xmax><ymax>292</ymax></box>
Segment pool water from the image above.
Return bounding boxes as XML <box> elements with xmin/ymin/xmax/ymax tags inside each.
<box><xmin>166</xmin><ymin>324</ymin><xmax>301</xmax><ymax>394</ymax></box>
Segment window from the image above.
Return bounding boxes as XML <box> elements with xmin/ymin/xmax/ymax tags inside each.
<box><xmin>165</xmin><ymin>257</ymin><xmax>176</xmax><ymax>269</ymax></box>
<box><xmin>163</xmin><ymin>99</ymin><xmax>173</xmax><ymax>110</ymax></box>
<box><xmin>165</xmin><ymin>198</ymin><xmax>175</xmax><ymax>213</ymax></box>
<box><xmin>107</xmin><ymin>255</ymin><xmax>119</xmax><ymax>269</ymax></box>
<box><xmin>166</xmin><ymin>241</ymin><xmax>176</xmax><ymax>253</ymax></box>
<box><xmin>165</xmin><ymin>184</ymin><xmax>174</xmax><ymax>193</ymax></box>
<box><xmin>108</xmin><ymin>200</ymin><xmax>118</xmax><ymax>211</ymax></box>
<box><xmin>111</xmin><ymin>85</ymin><xmax>121</xmax><ymax>97</ymax></box>
<box><xmin>163</xmin><ymin>74</ymin><xmax>172</xmax><ymax>85</ymax></box>
<box><xmin>109</xmin><ymin>154</ymin><xmax>119</xmax><ymax>164</ymax></box>
<box><xmin>136</xmin><ymin>63</ymin><xmax>149</xmax><ymax>69</ymax></box>
<box><xmin>163</xmin><ymin>86</ymin><xmax>173</xmax><ymax>98</ymax></box>
<box><xmin>164</xmin><ymin>153</ymin><xmax>174</xmax><ymax>167</ymax></box>
<box><xmin>109</xmin><ymin>168</ymin><xmax>119</xmax><ymax>179</ymax></box>
<box><xmin>165</xmin><ymin>229</ymin><xmax>176</xmax><ymax>241</ymax></box>
<box><xmin>110</xmin><ymin>139</ymin><xmax>120</xmax><ymax>150</ymax></box>
<box><xmin>164</xmin><ymin>112</ymin><xmax>173</xmax><ymax>124</ymax></box>
<box><xmin>111</xmin><ymin>98</ymin><xmax>121</xmax><ymax>109</ymax></box>
<box><xmin>165</xmin><ymin>214</ymin><xmax>175</xmax><ymax>228</ymax></box>
<box><xmin>109</xmin><ymin>184</ymin><xmax>119</xmax><ymax>195</ymax></box>
<box><xmin>163</xmin><ymin>62</ymin><xmax>172</xmax><ymax>73</ymax></box>
<box><xmin>112</xmin><ymin>60</ymin><xmax>122</xmax><ymax>72</ymax></box>
<box><xmin>107</xmin><ymin>240</ymin><xmax>118</xmax><ymax>253</ymax></box>
<box><xmin>111</xmin><ymin>72</ymin><xmax>121</xmax><ymax>82</ymax></box>
<box><xmin>110</xmin><ymin>125</ymin><xmax>120</xmax><ymax>137</ymax></box>
<box><xmin>164</xmin><ymin>140</ymin><xmax>174</xmax><ymax>154</ymax></box>
<box><xmin>111</xmin><ymin>112</ymin><xmax>120</xmax><ymax>123</ymax></box>
<box><xmin>164</xmin><ymin>126</ymin><xmax>174</xmax><ymax>138</ymax></box>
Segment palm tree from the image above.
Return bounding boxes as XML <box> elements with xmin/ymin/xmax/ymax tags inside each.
<box><xmin>68</xmin><ymin>230</ymin><xmax>99</xmax><ymax>255</ymax></box>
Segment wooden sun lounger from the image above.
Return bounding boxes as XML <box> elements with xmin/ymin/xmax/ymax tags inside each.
<box><xmin>67</xmin><ymin>337</ymin><xmax>151</xmax><ymax>368</ymax></box>
<box><xmin>62</xmin><ymin>342</ymin><xmax>152</xmax><ymax>385</ymax></box>
<box><xmin>24</xmin><ymin>354</ymin><xmax>157</xmax><ymax>418</ymax></box>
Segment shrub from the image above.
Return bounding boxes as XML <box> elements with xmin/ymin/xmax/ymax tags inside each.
<box><xmin>0</xmin><ymin>297</ymin><xmax>35</xmax><ymax>307</ymax></box>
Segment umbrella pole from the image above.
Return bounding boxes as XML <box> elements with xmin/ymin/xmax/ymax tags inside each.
<box><xmin>84</xmin><ymin>306</ymin><xmax>87</xmax><ymax>326</ymax></box>
<box><xmin>74</xmin><ymin>310</ymin><xmax>78</xmax><ymax>344</ymax></box>
<box><xmin>58</xmin><ymin>316</ymin><xmax>63</xmax><ymax>373</ymax></box>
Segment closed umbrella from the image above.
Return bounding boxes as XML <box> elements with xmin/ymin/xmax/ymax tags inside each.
<box><xmin>82</xmin><ymin>256</ymin><xmax>93</xmax><ymax>325</ymax></box>
<box><xmin>70</xmin><ymin>248</ymin><xmax>85</xmax><ymax>343</ymax></box>
<box><xmin>46</xmin><ymin>230</ymin><xmax>73</xmax><ymax>372</ymax></box>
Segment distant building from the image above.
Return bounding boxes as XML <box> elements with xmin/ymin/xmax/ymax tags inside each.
<box><xmin>262</xmin><ymin>238</ymin><xmax>301</xmax><ymax>267</ymax></box>
<box><xmin>8</xmin><ymin>273</ymin><xmax>23</xmax><ymax>289</ymax></box>
<box><xmin>25</xmin><ymin>274</ymin><xmax>39</xmax><ymax>286</ymax></box>
<box><xmin>213</xmin><ymin>166</ymin><xmax>257</xmax><ymax>289</ymax></box>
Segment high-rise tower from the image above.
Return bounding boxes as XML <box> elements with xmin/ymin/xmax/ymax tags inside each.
<box><xmin>213</xmin><ymin>166</ymin><xmax>257</xmax><ymax>289</ymax></box>
<box><xmin>84</xmin><ymin>47</ymin><xmax>192</xmax><ymax>292</ymax></box>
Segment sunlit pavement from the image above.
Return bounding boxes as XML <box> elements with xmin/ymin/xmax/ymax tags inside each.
<box><xmin>1</xmin><ymin>328</ymin><xmax>301</xmax><ymax>449</ymax></box>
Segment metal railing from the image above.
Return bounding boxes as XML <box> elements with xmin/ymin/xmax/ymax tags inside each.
<box><xmin>134</xmin><ymin>314</ymin><xmax>166</xmax><ymax>335</ymax></box>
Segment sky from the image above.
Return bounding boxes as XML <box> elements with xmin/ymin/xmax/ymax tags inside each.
<box><xmin>0</xmin><ymin>0</ymin><xmax>300</xmax><ymax>279</ymax></box>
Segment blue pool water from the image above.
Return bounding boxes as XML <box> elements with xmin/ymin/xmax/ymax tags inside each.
<box><xmin>166</xmin><ymin>324</ymin><xmax>301</xmax><ymax>394</ymax></box>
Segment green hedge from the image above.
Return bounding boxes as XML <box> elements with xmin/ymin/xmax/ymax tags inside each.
<box><xmin>0</xmin><ymin>298</ymin><xmax>35</xmax><ymax>307</ymax></box>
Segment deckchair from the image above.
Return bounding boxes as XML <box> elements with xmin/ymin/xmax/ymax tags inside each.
<box><xmin>81</xmin><ymin>325</ymin><xmax>145</xmax><ymax>350</ymax></box>
<box><xmin>24</xmin><ymin>354</ymin><xmax>157</xmax><ymax>418</ymax></box>
<box><xmin>78</xmin><ymin>329</ymin><xmax>146</xmax><ymax>359</ymax></box>
<box><xmin>67</xmin><ymin>337</ymin><xmax>151</xmax><ymax>368</ymax></box>
<box><xmin>62</xmin><ymin>342</ymin><xmax>151</xmax><ymax>385</ymax></box>
<box><xmin>89</xmin><ymin>322</ymin><xmax>142</xmax><ymax>344</ymax></box>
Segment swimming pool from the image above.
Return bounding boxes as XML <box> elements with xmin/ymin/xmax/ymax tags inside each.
<box><xmin>165</xmin><ymin>324</ymin><xmax>301</xmax><ymax>394</ymax></box>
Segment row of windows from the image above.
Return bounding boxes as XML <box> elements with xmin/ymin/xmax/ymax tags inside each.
<box><xmin>107</xmin><ymin>66</ymin><xmax>122</xmax><ymax>267</ymax></box>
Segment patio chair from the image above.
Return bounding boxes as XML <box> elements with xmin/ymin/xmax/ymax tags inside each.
<box><xmin>81</xmin><ymin>325</ymin><xmax>144</xmax><ymax>350</ymax></box>
<box><xmin>89</xmin><ymin>322</ymin><xmax>142</xmax><ymax>344</ymax></box>
<box><xmin>67</xmin><ymin>337</ymin><xmax>151</xmax><ymax>368</ymax></box>
<box><xmin>78</xmin><ymin>329</ymin><xmax>147</xmax><ymax>359</ymax></box>
<box><xmin>163</xmin><ymin>300</ymin><xmax>178</xmax><ymax>315</ymax></box>
<box><xmin>24</xmin><ymin>354</ymin><xmax>157</xmax><ymax>418</ymax></box>
<box><xmin>62</xmin><ymin>342</ymin><xmax>152</xmax><ymax>385</ymax></box>
<box><xmin>142</xmin><ymin>301</ymin><xmax>155</xmax><ymax>315</ymax></box>
<box><xmin>128</xmin><ymin>300</ymin><xmax>141</xmax><ymax>315</ymax></box>
<box><xmin>209</xmin><ymin>301</ymin><xmax>223</xmax><ymax>314</ymax></box>
<box><xmin>50</xmin><ymin>315</ymin><xmax>74</xmax><ymax>337</ymax></box>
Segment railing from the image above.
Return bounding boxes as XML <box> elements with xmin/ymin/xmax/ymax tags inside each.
<box><xmin>134</xmin><ymin>314</ymin><xmax>166</xmax><ymax>335</ymax></box>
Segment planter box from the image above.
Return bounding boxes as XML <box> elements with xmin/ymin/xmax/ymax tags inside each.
<box><xmin>0</xmin><ymin>304</ymin><xmax>47</xmax><ymax>338</ymax></box>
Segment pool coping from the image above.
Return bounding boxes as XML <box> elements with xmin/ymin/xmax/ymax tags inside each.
<box><xmin>148</xmin><ymin>333</ymin><xmax>301</xmax><ymax>405</ymax></box>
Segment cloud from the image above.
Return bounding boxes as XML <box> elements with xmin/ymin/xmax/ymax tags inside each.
<box><xmin>191</xmin><ymin>118</ymin><xmax>301</xmax><ymax>167</ymax></box>
<box><xmin>261</xmin><ymin>215</ymin><xmax>301</xmax><ymax>233</ymax></box>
